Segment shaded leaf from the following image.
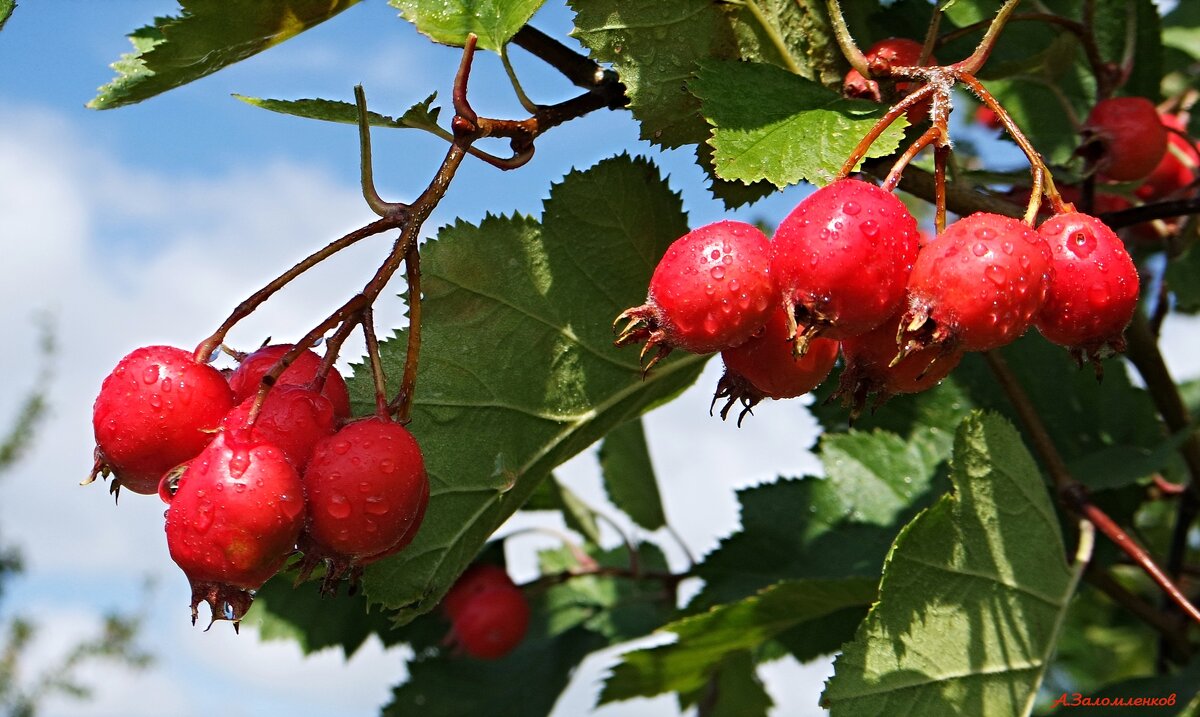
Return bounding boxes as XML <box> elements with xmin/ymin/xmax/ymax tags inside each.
<box><xmin>726</xmin><ymin>0</ymin><xmax>844</xmax><ymax>86</ymax></box>
<box><xmin>233</xmin><ymin>93</ymin><xmax>442</xmax><ymax>134</ymax></box>
<box><xmin>389</xmin><ymin>0</ymin><xmax>545</xmax><ymax>52</ymax></box>
<box><xmin>598</xmin><ymin>418</ymin><xmax>666</xmax><ymax>531</ymax></box>
<box><xmin>823</xmin><ymin>413</ymin><xmax>1083</xmax><ymax>716</ymax></box>
<box><xmin>691</xmin><ymin>60</ymin><xmax>908</xmax><ymax>188</ymax></box>
<box><xmin>355</xmin><ymin>155</ymin><xmax>704</xmax><ymax>623</ymax></box>
<box><xmin>1169</xmin><ymin>241</ymin><xmax>1200</xmax><ymax>313</ymax></box>
<box><xmin>679</xmin><ymin>651</ymin><xmax>774</xmax><ymax>717</ymax></box>
<box><xmin>90</xmin><ymin>0</ymin><xmax>360</xmax><ymax>109</ymax></box>
<box><xmin>249</xmin><ymin>574</ymin><xmax>396</xmax><ymax>658</ymax></box>
<box><xmin>602</xmin><ymin>578</ymin><xmax>877</xmax><ymax>703</ymax></box>
<box><xmin>1163</xmin><ymin>0</ymin><xmax>1200</xmax><ymax>61</ymax></box>
<box><xmin>525</xmin><ymin>475</ymin><xmax>603</xmax><ymax>545</ymax></box>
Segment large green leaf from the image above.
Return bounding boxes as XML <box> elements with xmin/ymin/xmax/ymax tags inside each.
<box><xmin>601</xmin><ymin>578</ymin><xmax>877</xmax><ymax>704</ymax></box>
<box><xmin>90</xmin><ymin>0</ymin><xmax>360</xmax><ymax>109</ymax></box>
<box><xmin>822</xmin><ymin>413</ymin><xmax>1085</xmax><ymax>716</ymax></box>
<box><xmin>248</xmin><ymin>574</ymin><xmax>397</xmax><ymax>657</ymax></box>
<box><xmin>597</xmin><ymin>418</ymin><xmax>666</xmax><ymax>531</ymax></box>
<box><xmin>1163</xmin><ymin>0</ymin><xmax>1200</xmax><ymax>61</ymax></box>
<box><xmin>356</xmin><ymin>155</ymin><xmax>704</xmax><ymax>622</ymax></box>
<box><xmin>524</xmin><ymin>474</ymin><xmax>604</xmax><ymax>545</ymax></box>
<box><xmin>691</xmin><ymin>60</ymin><xmax>908</xmax><ymax>188</ymax></box>
<box><xmin>569</xmin><ymin>0</ymin><xmax>741</xmax><ymax>148</ymax></box>
<box><xmin>726</xmin><ymin>0</ymin><xmax>844</xmax><ymax>86</ymax></box>
<box><xmin>233</xmin><ymin>93</ymin><xmax>443</xmax><ymax>134</ymax></box>
<box><xmin>389</xmin><ymin>0</ymin><xmax>545</xmax><ymax>51</ymax></box>
<box><xmin>0</xmin><ymin>0</ymin><xmax>14</xmax><ymax>33</ymax></box>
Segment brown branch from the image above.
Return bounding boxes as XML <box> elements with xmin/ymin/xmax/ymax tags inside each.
<box><xmin>1099</xmin><ymin>196</ymin><xmax>1200</xmax><ymax>229</ymax></box>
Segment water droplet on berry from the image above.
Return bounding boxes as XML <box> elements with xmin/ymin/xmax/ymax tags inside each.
<box><xmin>844</xmin><ymin>201</ymin><xmax>861</xmax><ymax>215</ymax></box>
<box><xmin>327</xmin><ymin>493</ymin><xmax>352</xmax><ymax>519</ymax></box>
<box><xmin>160</xmin><ymin>378</ymin><xmax>172</xmax><ymax>393</ymax></box>
<box><xmin>985</xmin><ymin>265</ymin><xmax>1007</xmax><ymax>285</ymax></box>
<box><xmin>380</xmin><ymin>459</ymin><xmax>396</xmax><ymax>474</ymax></box>
<box><xmin>1002</xmin><ymin>241</ymin><xmax>1014</xmax><ymax>255</ymax></box>
<box><xmin>705</xmin><ymin>283</ymin><xmax>715</xmax><ymax>296</ymax></box>
<box><xmin>729</xmin><ymin>278</ymin><xmax>740</xmax><ymax>291</ymax></box>
<box><xmin>1089</xmin><ymin>284</ymin><xmax>1110</xmax><ymax>307</ymax></box>
<box><xmin>364</xmin><ymin>497</ymin><xmax>390</xmax><ymax>516</ymax></box>
<box><xmin>332</xmin><ymin>440</ymin><xmax>351</xmax><ymax>455</ymax></box>
<box><xmin>722</xmin><ymin>254</ymin><xmax>733</xmax><ymax>265</ymax></box>
<box><xmin>976</xmin><ymin>226</ymin><xmax>995</xmax><ymax>240</ymax></box>
<box><xmin>1019</xmin><ymin>255</ymin><xmax>1032</xmax><ymax>270</ymax></box>
<box><xmin>861</xmin><ymin>220</ymin><xmax>878</xmax><ymax>237</ymax></box>
<box><xmin>194</xmin><ymin>500</ymin><xmax>214</xmax><ymax>533</ymax></box>
<box><xmin>142</xmin><ymin>366</ymin><xmax>160</xmax><ymax>384</ymax></box>
<box><xmin>710</xmin><ymin>248</ymin><xmax>721</xmax><ymax>260</ymax></box>
<box><xmin>228</xmin><ymin>451</ymin><xmax>250</xmax><ymax>478</ymax></box>
<box><xmin>148</xmin><ymin>394</ymin><xmax>162</xmax><ymax>409</ymax></box>
<box><xmin>972</xmin><ymin>242</ymin><xmax>988</xmax><ymax>257</ymax></box>
<box><xmin>711</xmin><ymin>266</ymin><xmax>725</xmax><ymax>280</ymax></box>
<box><xmin>703</xmin><ymin>314</ymin><xmax>719</xmax><ymax>335</ymax></box>
<box><xmin>1068</xmin><ymin>230</ymin><xmax>1097</xmax><ymax>258</ymax></box>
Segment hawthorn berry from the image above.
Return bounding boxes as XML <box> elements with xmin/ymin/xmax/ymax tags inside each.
<box><xmin>835</xmin><ymin>312</ymin><xmax>964</xmax><ymax>418</ymax></box>
<box><xmin>443</xmin><ymin>565</ymin><xmax>530</xmax><ymax>660</ymax></box>
<box><xmin>163</xmin><ymin>430</ymin><xmax>305</xmax><ymax>626</ymax></box>
<box><xmin>91</xmin><ymin>345</ymin><xmax>233</xmax><ymax>496</ymax></box>
<box><xmin>772</xmin><ymin>179</ymin><xmax>919</xmax><ymax>350</ymax></box>
<box><xmin>1136</xmin><ymin>113</ymin><xmax>1199</xmax><ymax>202</ymax></box>
<box><xmin>712</xmin><ymin>307</ymin><xmax>838</xmax><ymax>424</ymax></box>
<box><xmin>218</xmin><ymin>384</ymin><xmax>337</xmax><ymax>472</ymax></box>
<box><xmin>843</xmin><ymin>38</ymin><xmax>936</xmax><ymax>123</ymax></box>
<box><xmin>614</xmin><ymin>220</ymin><xmax>774</xmax><ymax>370</ymax></box>
<box><xmin>227</xmin><ymin>343</ymin><xmax>351</xmax><ymax>419</ymax></box>
<box><xmin>298</xmin><ymin>417</ymin><xmax>429</xmax><ymax>589</ymax></box>
<box><xmin>1081</xmin><ymin>97</ymin><xmax>1168</xmax><ymax>182</ymax></box>
<box><xmin>1034</xmin><ymin>212</ymin><xmax>1139</xmax><ymax>365</ymax></box>
<box><xmin>901</xmin><ymin>212</ymin><xmax>1052</xmax><ymax>353</ymax></box>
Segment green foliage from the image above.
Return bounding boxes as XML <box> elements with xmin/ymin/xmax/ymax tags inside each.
<box><xmin>233</xmin><ymin>93</ymin><xmax>443</xmax><ymax>135</ymax></box>
<box><xmin>389</xmin><ymin>0</ymin><xmax>545</xmax><ymax>51</ymax></box>
<box><xmin>597</xmin><ymin>418</ymin><xmax>666</xmax><ymax>532</ymax></box>
<box><xmin>0</xmin><ymin>1</ymin><xmax>14</xmax><ymax>33</ymax></box>
<box><xmin>90</xmin><ymin>0</ymin><xmax>360</xmax><ymax>109</ymax></box>
<box><xmin>1169</xmin><ymin>242</ymin><xmax>1200</xmax><ymax>314</ymax></box>
<box><xmin>351</xmin><ymin>155</ymin><xmax>705</xmax><ymax>621</ymax></box>
<box><xmin>691</xmin><ymin>60</ymin><xmax>908</xmax><ymax>188</ymax></box>
<box><xmin>823</xmin><ymin>413</ymin><xmax>1084</xmax><ymax>716</ymax></box>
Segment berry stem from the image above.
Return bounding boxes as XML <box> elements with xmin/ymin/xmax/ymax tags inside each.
<box><xmin>953</xmin><ymin>0</ymin><xmax>1022</xmax><ymax>75</ymax></box>
<box><xmin>825</xmin><ymin>0</ymin><xmax>870</xmax><ymax>78</ymax></box>
<box><xmin>839</xmin><ymin>84</ymin><xmax>936</xmax><ymax>179</ymax></box>
<box><xmin>392</xmin><ymin>235</ymin><xmax>423</xmax><ymax>423</ymax></box>
<box><xmin>358</xmin><ymin>307</ymin><xmax>389</xmax><ymax>418</ymax></box>
<box><xmin>937</xmin><ymin>12</ymin><xmax>1108</xmax><ymax>89</ymax></box>
<box><xmin>882</xmin><ymin>125</ymin><xmax>942</xmax><ymax>192</ymax></box>
<box><xmin>499</xmin><ymin>45</ymin><xmax>539</xmax><ymax>115</ymax></box>
<box><xmin>356</xmin><ymin>85</ymin><xmax>409</xmax><ymax>219</ymax></box>
<box><xmin>933</xmin><ymin>144</ymin><xmax>950</xmax><ymax>233</ymax></box>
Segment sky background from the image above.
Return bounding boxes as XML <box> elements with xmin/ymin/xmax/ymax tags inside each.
<box><xmin>0</xmin><ymin>2</ymin><xmax>1196</xmax><ymax>716</ymax></box>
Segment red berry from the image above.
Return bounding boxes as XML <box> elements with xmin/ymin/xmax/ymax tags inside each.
<box><xmin>975</xmin><ymin>105</ymin><xmax>1003</xmax><ymax>131</ymax></box>
<box><xmin>219</xmin><ymin>385</ymin><xmax>337</xmax><ymax>472</ymax></box>
<box><xmin>442</xmin><ymin>564</ymin><xmax>520</xmax><ymax>621</ymax></box>
<box><xmin>298</xmin><ymin>417</ymin><xmax>429</xmax><ymax>588</ymax></box>
<box><xmin>1034</xmin><ymin>212</ymin><xmax>1139</xmax><ymax>364</ymax></box>
<box><xmin>614</xmin><ymin>221</ymin><xmax>774</xmax><ymax>370</ymax></box>
<box><xmin>712</xmin><ymin>307</ymin><xmax>838</xmax><ymax>424</ymax></box>
<box><xmin>91</xmin><ymin>345</ymin><xmax>233</xmax><ymax>495</ymax></box>
<box><xmin>448</xmin><ymin>581</ymin><xmax>530</xmax><ymax>660</ymax></box>
<box><xmin>902</xmin><ymin>213</ymin><xmax>1052</xmax><ymax>352</ymax></box>
<box><xmin>1136</xmin><ymin>113</ymin><xmax>1198</xmax><ymax>202</ymax></box>
<box><xmin>835</xmin><ymin>312</ymin><xmax>964</xmax><ymax>418</ymax></box>
<box><xmin>1082</xmin><ymin>97</ymin><xmax>1168</xmax><ymax>182</ymax></box>
<box><xmin>163</xmin><ymin>430</ymin><xmax>305</xmax><ymax>626</ymax></box>
<box><xmin>843</xmin><ymin>38</ymin><xmax>936</xmax><ymax>123</ymax></box>
<box><xmin>227</xmin><ymin>344</ymin><xmax>351</xmax><ymax>419</ymax></box>
<box><xmin>772</xmin><ymin>179</ymin><xmax>919</xmax><ymax>348</ymax></box>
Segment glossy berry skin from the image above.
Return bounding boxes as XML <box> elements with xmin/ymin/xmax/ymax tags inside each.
<box><xmin>1136</xmin><ymin>114</ymin><xmax>1198</xmax><ymax>202</ymax></box>
<box><xmin>442</xmin><ymin>564</ymin><xmax>521</xmax><ymax>621</ymax></box>
<box><xmin>219</xmin><ymin>385</ymin><xmax>337</xmax><ymax>472</ymax></box>
<box><xmin>301</xmin><ymin>417</ymin><xmax>428</xmax><ymax>564</ymax></box>
<box><xmin>614</xmin><ymin>221</ymin><xmax>774</xmax><ymax>369</ymax></box>
<box><xmin>164</xmin><ymin>430</ymin><xmax>305</xmax><ymax>625</ymax></box>
<box><xmin>227</xmin><ymin>344</ymin><xmax>351</xmax><ymax>419</ymax></box>
<box><xmin>903</xmin><ymin>213</ymin><xmax>1052</xmax><ymax>352</ymax></box>
<box><xmin>1035</xmin><ymin>212</ymin><xmax>1139</xmax><ymax>361</ymax></box>
<box><xmin>92</xmin><ymin>345</ymin><xmax>233</xmax><ymax>495</ymax></box>
<box><xmin>843</xmin><ymin>38</ymin><xmax>936</xmax><ymax>123</ymax></box>
<box><xmin>452</xmin><ymin>587</ymin><xmax>531</xmax><ymax>660</ymax></box>
<box><xmin>772</xmin><ymin>179</ymin><xmax>919</xmax><ymax>345</ymax></box>
<box><xmin>1082</xmin><ymin>97</ymin><xmax>1168</xmax><ymax>182</ymax></box>
<box><xmin>835</xmin><ymin>313</ymin><xmax>963</xmax><ymax>418</ymax></box>
<box><xmin>714</xmin><ymin>307</ymin><xmax>838</xmax><ymax>424</ymax></box>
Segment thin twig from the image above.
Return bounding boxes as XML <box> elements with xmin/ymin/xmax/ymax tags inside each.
<box><xmin>361</xmin><ymin>306</ymin><xmax>389</xmax><ymax>417</ymax></box>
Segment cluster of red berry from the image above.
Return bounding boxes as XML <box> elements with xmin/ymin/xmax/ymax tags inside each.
<box><xmin>90</xmin><ymin>343</ymin><xmax>429</xmax><ymax>625</ymax></box>
<box><xmin>441</xmin><ymin>564</ymin><xmax>531</xmax><ymax>660</ymax></box>
<box><xmin>616</xmin><ymin>176</ymin><xmax>1140</xmax><ymax>422</ymax></box>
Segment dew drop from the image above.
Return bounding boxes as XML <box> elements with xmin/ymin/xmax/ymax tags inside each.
<box><xmin>142</xmin><ymin>366</ymin><xmax>160</xmax><ymax>384</ymax></box>
<box><xmin>710</xmin><ymin>248</ymin><xmax>721</xmax><ymax>260</ymax></box>
<box><xmin>326</xmin><ymin>493</ymin><xmax>352</xmax><ymax>519</ymax></box>
<box><xmin>160</xmin><ymin>378</ymin><xmax>172</xmax><ymax>393</ymax></box>
<box><xmin>359</xmin><ymin>481</ymin><xmax>372</xmax><ymax>493</ymax></box>
<box><xmin>704</xmin><ymin>283</ymin><xmax>716</xmax><ymax>296</ymax></box>
<box><xmin>364</xmin><ymin>497</ymin><xmax>390</xmax><ymax>516</ymax></box>
<box><xmin>710</xmin><ymin>266</ymin><xmax>725</xmax><ymax>280</ymax></box>
<box><xmin>332</xmin><ymin>440</ymin><xmax>352</xmax><ymax>455</ymax></box>
<box><xmin>985</xmin><ymin>265</ymin><xmax>1007</xmax><ymax>286</ymax></box>
<box><xmin>148</xmin><ymin>394</ymin><xmax>162</xmax><ymax>409</ymax></box>
<box><xmin>860</xmin><ymin>220</ymin><xmax>879</xmax><ymax>238</ymax></box>
<box><xmin>843</xmin><ymin>200</ymin><xmax>861</xmax><ymax>215</ymax></box>
<box><xmin>194</xmin><ymin>500</ymin><xmax>214</xmax><ymax>533</ymax></box>
<box><xmin>279</xmin><ymin>494</ymin><xmax>302</xmax><ymax>522</ymax></box>
<box><xmin>703</xmin><ymin>314</ymin><xmax>719</xmax><ymax>335</ymax></box>
<box><xmin>380</xmin><ymin>459</ymin><xmax>396</xmax><ymax>474</ymax></box>
<box><xmin>228</xmin><ymin>451</ymin><xmax>250</xmax><ymax>478</ymax></box>
<box><xmin>1002</xmin><ymin>241</ymin><xmax>1014</xmax><ymax>255</ymax></box>
<box><xmin>972</xmin><ymin>242</ymin><xmax>988</xmax><ymax>257</ymax></box>
<box><xmin>1089</xmin><ymin>283</ymin><xmax>1110</xmax><ymax>307</ymax></box>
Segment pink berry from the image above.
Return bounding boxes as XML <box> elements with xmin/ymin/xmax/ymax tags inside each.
<box><xmin>298</xmin><ymin>417</ymin><xmax>429</xmax><ymax>590</ymax></box>
<box><xmin>227</xmin><ymin>344</ymin><xmax>351</xmax><ymax>419</ymax></box>
<box><xmin>614</xmin><ymin>220</ymin><xmax>774</xmax><ymax>370</ymax></box>
<box><xmin>163</xmin><ymin>430</ymin><xmax>305</xmax><ymax>626</ymax></box>
<box><xmin>712</xmin><ymin>307</ymin><xmax>839</xmax><ymax>424</ymax></box>
<box><xmin>1034</xmin><ymin>212</ymin><xmax>1139</xmax><ymax>364</ymax></box>
<box><xmin>91</xmin><ymin>345</ymin><xmax>233</xmax><ymax>496</ymax></box>
<box><xmin>772</xmin><ymin>179</ymin><xmax>919</xmax><ymax>349</ymax></box>
<box><xmin>1082</xmin><ymin>97</ymin><xmax>1168</xmax><ymax>182</ymax></box>
<box><xmin>219</xmin><ymin>385</ymin><xmax>337</xmax><ymax>472</ymax></box>
<box><xmin>902</xmin><ymin>213</ymin><xmax>1052</xmax><ymax>352</ymax></box>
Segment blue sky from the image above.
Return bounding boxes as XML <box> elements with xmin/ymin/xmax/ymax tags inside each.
<box><xmin>2</xmin><ymin>2</ymin><xmax>1197</xmax><ymax>716</ymax></box>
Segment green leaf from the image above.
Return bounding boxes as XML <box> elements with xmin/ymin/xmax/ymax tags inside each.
<box><xmin>598</xmin><ymin>418</ymin><xmax>666</xmax><ymax>531</ymax></box>
<box><xmin>1092</xmin><ymin>0</ymin><xmax>1163</xmax><ymax>101</ymax></box>
<box><xmin>569</xmin><ymin>0</ymin><xmax>740</xmax><ymax>148</ymax></box>
<box><xmin>0</xmin><ymin>1</ymin><xmax>14</xmax><ymax>33</ymax></box>
<box><xmin>1169</xmin><ymin>241</ymin><xmax>1200</xmax><ymax>313</ymax></box>
<box><xmin>679</xmin><ymin>651</ymin><xmax>774</xmax><ymax>717</ymax></box>
<box><xmin>1163</xmin><ymin>0</ymin><xmax>1200</xmax><ymax>61</ymax></box>
<box><xmin>726</xmin><ymin>0</ymin><xmax>845</xmax><ymax>86</ymax></box>
<box><xmin>525</xmin><ymin>475</ymin><xmax>603</xmax><ymax>545</ymax></box>
<box><xmin>601</xmin><ymin>578</ymin><xmax>877</xmax><ymax>703</ymax></box>
<box><xmin>822</xmin><ymin>413</ymin><xmax>1083</xmax><ymax>716</ymax></box>
<box><xmin>90</xmin><ymin>0</ymin><xmax>360</xmax><ymax>109</ymax></box>
<box><xmin>248</xmin><ymin>574</ymin><xmax>396</xmax><ymax>658</ymax></box>
<box><xmin>691</xmin><ymin>60</ymin><xmax>908</xmax><ymax>188</ymax></box>
<box><xmin>696</xmin><ymin>142</ymin><xmax>775</xmax><ymax>209</ymax></box>
<box><xmin>388</xmin><ymin>0</ymin><xmax>544</xmax><ymax>51</ymax></box>
<box><xmin>356</xmin><ymin>155</ymin><xmax>704</xmax><ymax>622</ymax></box>
<box><xmin>233</xmin><ymin>93</ymin><xmax>443</xmax><ymax>134</ymax></box>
